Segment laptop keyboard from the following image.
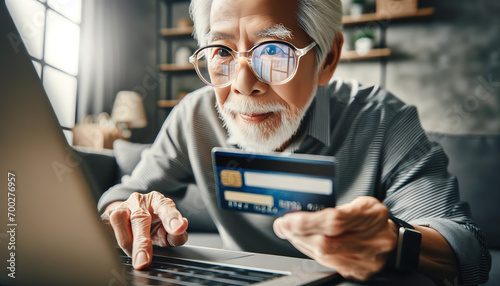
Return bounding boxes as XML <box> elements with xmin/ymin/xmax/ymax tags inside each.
<box><xmin>121</xmin><ymin>255</ymin><xmax>286</xmax><ymax>285</ymax></box>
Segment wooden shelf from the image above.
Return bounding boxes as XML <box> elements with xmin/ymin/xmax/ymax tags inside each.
<box><xmin>340</xmin><ymin>48</ymin><xmax>391</xmax><ymax>61</ymax></box>
<box><xmin>158</xmin><ymin>9</ymin><xmax>434</xmax><ymax>38</ymax></box>
<box><xmin>343</xmin><ymin>7</ymin><xmax>435</xmax><ymax>25</ymax></box>
<box><xmin>159</xmin><ymin>26</ymin><xmax>193</xmax><ymax>37</ymax></box>
<box><xmin>165</xmin><ymin>0</ymin><xmax>190</xmax><ymax>2</ymax></box>
<box><xmin>158</xmin><ymin>8</ymin><xmax>434</xmax><ymax>38</ymax></box>
<box><xmin>159</xmin><ymin>63</ymin><xmax>194</xmax><ymax>72</ymax></box>
<box><xmin>157</xmin><ymin>99</ymin><xmax>180</xmax><ymax>108</ymax></box>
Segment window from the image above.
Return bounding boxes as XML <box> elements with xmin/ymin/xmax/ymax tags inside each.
<box><xmin>6</xmin><ymin>0</ymin><xmax>82</xmax><ymax>139</ymax></box>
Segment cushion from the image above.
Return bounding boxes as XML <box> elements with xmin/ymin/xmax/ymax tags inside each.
<box><xmin>483</xmin><ymin>250</ymin><xmax>500</xmax><ymax>285</ymax></box>
<box><xmin>427</xmin><ymin>133</ymin><xmax>500</xmax><ymax>249</ymax></box>
<box><xmin>72</xmin><ymin>146</ymin><xmax>118</xmax><ymax>199</ymax></box>
<box><xmin>113</xmin><ymin>139</ymin><xmax>151</xmax><ymax>179</ymax></box>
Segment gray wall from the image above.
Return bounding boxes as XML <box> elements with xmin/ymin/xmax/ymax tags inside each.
<box><xmin>117</xmin><ymin>0</ymin><xmax>157</xmax><ymax>143</ymax></box>
<box><xmin>90</xmin><ymin>0</ymin><xmax>158</xmax><ymax>143</ymax></box>
<box><xmin>336</xmin><ymin>1</ymin><xmax>500</xmax><ymax>135</ymax></box>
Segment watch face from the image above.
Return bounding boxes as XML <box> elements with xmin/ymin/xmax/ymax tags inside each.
<box><xmin>397</xmin><ymin>228</ymin><xmax>422</xmax><ymax>271</ymax></box>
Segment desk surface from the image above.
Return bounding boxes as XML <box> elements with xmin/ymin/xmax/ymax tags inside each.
<box><xmin>326</xmin><ymin>271</ymin><xmax>438</xmax><ymax>286</ymax></box>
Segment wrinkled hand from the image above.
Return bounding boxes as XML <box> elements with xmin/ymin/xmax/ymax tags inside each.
<box><xmin>101</xmin><ymin>191</ymin><xmax>188</xmax><ymax>269</ymax></box>
<box><xmin>273</xmin><ymin>196</ymin><xmax>397</xmax><ymax>281</ymax></box>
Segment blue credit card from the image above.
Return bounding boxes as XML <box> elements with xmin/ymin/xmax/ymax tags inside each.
<box><xmin>212</xmin><ymin>148</ymin><xmax>336</xmax><ymax>217</ymax></box>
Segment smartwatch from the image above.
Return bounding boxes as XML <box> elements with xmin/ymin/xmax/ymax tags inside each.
<box><xmin>388</xmin><ymin>215</ymin><xmax>422</xmax><ymax>272</ymax></box>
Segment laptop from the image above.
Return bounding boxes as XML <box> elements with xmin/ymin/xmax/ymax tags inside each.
<box><xmin>0</xmin><ymin>1</ymin><xmax>339</xmax><ymax>285</ymax></box>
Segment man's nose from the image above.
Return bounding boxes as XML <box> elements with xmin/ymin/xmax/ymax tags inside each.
<box><xmin>231</xmin><ymin>58</ymin><xmax>267</xmax><ymax>96</ymax></box>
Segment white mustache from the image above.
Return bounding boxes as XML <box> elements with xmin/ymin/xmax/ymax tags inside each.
<box><xmin>223</xmin><ymin>99</ymin><xmax>286</xmax><ymax>115</ymax></box>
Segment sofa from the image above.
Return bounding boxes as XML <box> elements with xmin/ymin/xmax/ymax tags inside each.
<box><xmin>426</xmin><ymin>133</ymin><xmax>499</xmax><ymax>286</ymax></box>
<box><xmin>75</xmin><ymin>134</ymin><xmax>499</xmax><ymax>285</ymax></box>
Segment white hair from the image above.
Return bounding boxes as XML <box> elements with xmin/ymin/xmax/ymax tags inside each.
<box><xmin>189</xmin><ymin>0</ymin><xmax>343</xmax><ymax>67</ymax></box>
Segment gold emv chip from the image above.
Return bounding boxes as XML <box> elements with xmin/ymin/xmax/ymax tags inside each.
<box><xmin>220</xmin><ymin>170</ymin><xmax>243</xmax><ymax>187</ymax></box>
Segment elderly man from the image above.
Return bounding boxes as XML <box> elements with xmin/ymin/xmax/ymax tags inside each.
<box><xmin>98</xmin><ymin>0</ymin><xmax>490</xmax><ymax>284</ymax></box>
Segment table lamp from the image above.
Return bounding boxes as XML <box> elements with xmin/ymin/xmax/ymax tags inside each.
<box><xmin>111</xmin><ymin>91</ymin><xmax>147</xmax><ymax>139</ymax></box>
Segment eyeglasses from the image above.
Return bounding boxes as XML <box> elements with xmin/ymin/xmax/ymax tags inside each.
<box><xmin>189</xmin><ymin>41</ymin><xmax>317</xmax><ymax>87</ymax></box>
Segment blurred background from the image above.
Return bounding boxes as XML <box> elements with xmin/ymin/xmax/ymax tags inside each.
<box><xmin>7</xmin><ymin>0</ymin><xmax>500</xmax><ymax>146</ymax></box>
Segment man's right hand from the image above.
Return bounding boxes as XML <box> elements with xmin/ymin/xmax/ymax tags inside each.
<box><xmin>100</xmin><ymin>191</ymin><xmax>189</xmax><ymax>269</ymax></box>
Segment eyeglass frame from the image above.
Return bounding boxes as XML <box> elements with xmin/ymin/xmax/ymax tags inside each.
<box><xmin>188</xmin><ymin>40</ymin><xmax>317</xmax><ymax>88</ymax></box>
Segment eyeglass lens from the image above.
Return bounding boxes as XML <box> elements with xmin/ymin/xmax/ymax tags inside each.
<box><xmin>194</xmin><ymin>42</ymin><xmax>296</xmax><ymax>86</ymax></box>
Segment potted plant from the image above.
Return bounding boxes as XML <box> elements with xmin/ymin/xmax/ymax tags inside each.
<box><xmin>350</xmin><ymin>0</ymin><xmax>365</xmax><ymax>18</ymax></box>
<box><xmin>354</xmin><ymin>28</ymin><xmax>375</xmax><ymax>55</ymax></box>
<box><xmin>341</xmin><ymin>0</ymin><xmax>352</xmax><ymax>16</ymax></box>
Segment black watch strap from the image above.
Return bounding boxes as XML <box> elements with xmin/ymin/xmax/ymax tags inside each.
<box><xmin>387</xmin><ymin>215</ymin><xmax>422</xmax><ymax>272</ymax></box>
<box><xmin>390</xmin><ymin>215</ymin><xmax>414</xmax><ymax>230</ymax></box>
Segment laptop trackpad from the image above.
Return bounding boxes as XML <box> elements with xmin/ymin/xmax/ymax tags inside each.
<box><xmin>153</xmin><ymin>245</ymin><xmax>253</xmax><ymax>262</ymax></box>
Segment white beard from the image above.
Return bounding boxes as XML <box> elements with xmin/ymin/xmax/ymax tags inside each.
<box><xmin>216</xmin><ymin>87</ymin><xmax>317</xmax><ymax>153</ymax></box>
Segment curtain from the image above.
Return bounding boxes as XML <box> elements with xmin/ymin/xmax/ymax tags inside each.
<box><xmin>77</xmin><ymin>0</ymin><xmax>124</xmax><ymax>123</ymax></box>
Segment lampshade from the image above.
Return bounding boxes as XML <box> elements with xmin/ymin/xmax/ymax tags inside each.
<box><xmin>111</xmin><ymin>91</ymin><xmax>147</xmax><ymax>128</ymax></box>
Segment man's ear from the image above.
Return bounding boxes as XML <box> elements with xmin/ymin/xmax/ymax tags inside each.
<box><xmin>317</xmin><ymin>33</ymin><xmax>344</xmax><ymax>86</ymax></box>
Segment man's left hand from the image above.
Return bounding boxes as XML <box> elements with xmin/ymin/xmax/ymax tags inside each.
<box><xmin>273</xmin><ymin>196</ymin><xmax>397</xmax><ymax>281</ymax></box>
